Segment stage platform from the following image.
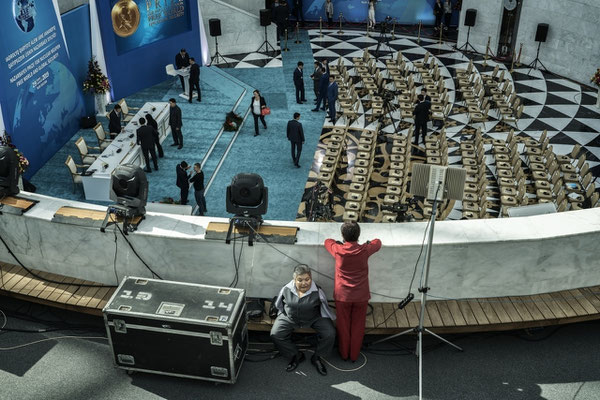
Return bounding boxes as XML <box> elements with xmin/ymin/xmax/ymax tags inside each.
<box><xmin>3</xmin><ymin>262</ymin><xmax>599</xmax><ymax>335</ymax></box>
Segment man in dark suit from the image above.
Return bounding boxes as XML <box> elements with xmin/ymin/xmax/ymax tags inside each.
<box><xmin>287</xmin><ymin>112</ymin><xmax>305</xmax><ymax>168</ymax></box>
<box><xmin>169</xmin><ymin>98</ymin><xmax>183</xmax><ymax>149</ymax></box>
<box><xmin>413</xmin><ymin>94</ymin><xmax>430</xmax><ymax>147</ymax></box>
<box><xmin>327</xmin><ymin>75</ymin><xmax>338</xmax><ymax>123</ymax></box>
<box><xmin>188</xmin><ymin>58</ymin><xmax>201</xmax><ymax>103</ymax></box>
<box><xmin>136</xmin><ymin>117</ymin><xmax>159</xmax><ymax>172</ymax></box>
<box><xmin>273</xmin><ymin>1</ymin><xmax>289</xmax><ymax>42</ymax></box>
<box><xmin>294</xmin><ymin>61</ymin><xmax>306</xmax><ymax>104</ymax></box>
<box><xmin>108</xmin><ymin>104</ymin><xmax>122</xmax><ymax>138</ymax></box>
<box><xmin>310</xmin><ymin>61</ymin><xmax>322</xmax><ymax>103</ymax></box>
<box><xmin>175</xmin><ymin>48</ymin><xmax>190</xmax><ymax>92</ymax></box>
<box><xmin>312</xmin><ymin>66</ymin><xmax>329</xmax><ymax>112</ymax></box>
<box><xmin>176</xmin><ymin>161</ymin><xmax>191</xmax><ymax>205</ymax></box>
<box><xmin>293</xmin><ymin>0</ymin><xmax>305</xmax><ymax>26</ymax></box>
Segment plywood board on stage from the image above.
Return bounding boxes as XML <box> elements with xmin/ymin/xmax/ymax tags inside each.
<box><xmin>0</xmin><ymin>195</ymin><xmax>37</xmax><ymax>214</ymax></box>
<box><xmin>52</xmin><ymin>206</ymin><xmax>143</xmax><ymax>229</ymax></box>
<box><xmin>205</xmin><ymin>222</ymin><xmax>299</xmax><ymax>245</ymax></box>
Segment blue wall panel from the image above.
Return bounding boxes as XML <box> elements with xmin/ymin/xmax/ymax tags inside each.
<box><xmin>61</xmin><ymin>5</ymin><xmax>95</xmax><ymax>116</ymax></box>
<box><xmin>95</xmin><ymin>0</ymin><xmax>202</xmax><ymax>100</ymax></box>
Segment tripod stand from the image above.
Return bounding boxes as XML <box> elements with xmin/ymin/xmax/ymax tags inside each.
<box><xmin>527</xmin><ymin>41</ymin><xmax>548</xmax><ymax>75</ymax></box>
<box><xmin>211</xmin><ymin>36</ymin><xmax>228</xmax><ymax>67</ymax></box>
<box><xmin>456</xmin><ymin>26</ymin><xmax>477</xmax><ymax>54</ymax></box>
<box><xmin>370</xmin><ymin>173</ymin><xmax>465</xmax><ymax>400</ymax></box>
<box><xmin>257</xmin><ymin>25</ymin><xmax>277</xmax><ymax>55</ymax></box>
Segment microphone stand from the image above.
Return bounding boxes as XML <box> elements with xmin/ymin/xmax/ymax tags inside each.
<box><xmin>369</xmin><ymin>184</ymin><xmax>463</xmax><ymax>400</ymax></box>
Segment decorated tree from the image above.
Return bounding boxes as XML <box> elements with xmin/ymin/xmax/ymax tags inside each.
<box><xmin>591</xmin><ymin>68</ymin><xmax>600</xmax><ymax>87</ymax></box>
<box><xmin>83</xmin><ymin>56</ymin><xmax>111</xmax><ymax>94</ymax></box>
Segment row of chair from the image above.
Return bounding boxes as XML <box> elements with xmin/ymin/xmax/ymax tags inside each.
<box><xmin>381</xmin><ymin>128</ymin><xmax>413</xmax><ymax>222</ymax></box>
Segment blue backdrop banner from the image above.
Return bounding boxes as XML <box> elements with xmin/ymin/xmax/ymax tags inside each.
<box><xmin>0</xmin><ymin>0</ymin><xmax>84</xmax><ymax>178</ymax></box>
<box><xmin>304</xmin><ymin>0</ymin><xmax>436</xmax><ymax>24</ymax></box>
<box><xmin>110</xmin><ymin>0</ymin><xmax>192</xmax><ymax>55</ymax></box>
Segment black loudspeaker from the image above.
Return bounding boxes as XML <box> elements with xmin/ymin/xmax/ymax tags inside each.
<box><xmin>209</xmin><ymin>19</ymin><xmax>221</xmax><ymax>37</ymax></box>
<box><xmin>260</xmin><ymin>9</ymin><xmax>271</xmax><ymax>26</ymax></box>
<box><xmin>535</xmin><ymin>23</ymin><xmax>549</xmax><ymax>42</ymax></box>
<box><xmin>464</xmin><ymin>9</ymin><xmax>477</xmax><ymax>27</ymax></box>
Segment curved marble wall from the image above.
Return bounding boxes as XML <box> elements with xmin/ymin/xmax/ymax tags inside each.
<box><xmin>1</xmin><ymin>193</ymin><xmax>599</xmax><ymax>301</ymax></box>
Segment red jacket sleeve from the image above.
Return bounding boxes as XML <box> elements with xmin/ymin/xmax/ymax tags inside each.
<box><xmin>324</xmin><ymin>239</ymin><xmax>337</xmax><ymax>256</ymax></box>
<box><xmin>366</xmin><ymin>239</ymin><xmax>382</xmax><ymax>256</ymax></box>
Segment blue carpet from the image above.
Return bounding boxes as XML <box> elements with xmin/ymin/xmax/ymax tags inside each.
<box><xmin>30</xmin><ymin>32</ymin><xmax>322</xmax><ymax>221</ymax></box>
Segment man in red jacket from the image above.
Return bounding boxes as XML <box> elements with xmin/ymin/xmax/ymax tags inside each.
<box><xmin>324</xmin><ymin>221</ymin><xmax>381</xmax><ymax>362</ymax></box>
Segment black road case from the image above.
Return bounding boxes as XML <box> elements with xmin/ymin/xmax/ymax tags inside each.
<box><xmin>103</xmin><ymin>277</ymin><xmax>247</xmax><ymax>383</ymax></box>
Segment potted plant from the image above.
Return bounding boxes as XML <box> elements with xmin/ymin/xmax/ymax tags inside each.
<box><xmin>83</xmin><ymin>56</ymin><xmax>111</xmax><ymax>116</ymax></box>
<box><xmin>0</xmin><ymin>131</ymin><xmax>29</xmax><ymax>188</ymax></box>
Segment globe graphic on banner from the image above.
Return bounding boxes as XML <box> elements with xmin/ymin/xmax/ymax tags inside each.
<box><xmin>12</xmin><ymin>61</ymin><xmax>84</xmax><ymax>173</ymax></box>
<box><xmin>12</xmin><ymin>0</ymin><xmax>37</xmax><ymax>33</ymax></box>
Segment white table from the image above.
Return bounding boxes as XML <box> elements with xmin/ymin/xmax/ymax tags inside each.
<box><xmin>81</xmin><ymin>102</ymin><xmax>170</xmax><ymax>201</ymax></box>
<box><xmin>165</xmin><ymin>64</ymin><xmax>197</xmax><ymax>100</ymax></box>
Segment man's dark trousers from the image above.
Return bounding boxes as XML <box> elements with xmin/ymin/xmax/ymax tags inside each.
<box><xmin>291</xmin><ymin>141</ymin><xmax>302</xmax><ymax>165</ymax></box>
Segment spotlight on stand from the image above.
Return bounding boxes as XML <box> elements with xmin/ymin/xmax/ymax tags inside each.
<box><xmin>100</xmin><ymin>164</ymin><xmax>148</xmax><ymax>234</ymax></box>
<box><xmin>225</xmin><ymin>173</ymin><xmax>268</xmax><ymax>246</ymax></box>
<box><xmin>0</xmin><ymin>146</ymin><xmax>20</xmax><ymax>199</ymax></box>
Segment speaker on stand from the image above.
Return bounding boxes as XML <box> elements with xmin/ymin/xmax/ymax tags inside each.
<box><xmin>528</xmin><ymin>23</ymin><xmax>549</xmax><ymax>75</ymax></box>
<box><xmin>209</xmin><ymin>19</ymin><xmax>228</xmax><ymax>67</ymax></box>
<box><xmin>256</xmin><ymin>9</ymin><xmax>277</xmax><ymax>55</ymax></box>
<box><xmin>456</xmin><ymin>9</ymin><xmax>478</xmax><ymax>54</ymax></box>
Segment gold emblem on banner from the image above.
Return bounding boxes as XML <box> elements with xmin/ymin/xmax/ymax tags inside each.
<box><xmin>111</xmin><ymin>0</ymin><xmax>141</xmax><ymax>38</ymax></box>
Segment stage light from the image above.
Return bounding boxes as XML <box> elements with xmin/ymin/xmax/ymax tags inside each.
<box><xmin>226</xmin><ymin>173</ymin><xmax>268</xmax><ymax>217</ymax></box>
<box><xmin>109</xmin><ymin>164</ymin><xmax>148</xmax><ymax>217</ymax></box>
<box><xmin>0</xmin><ymin>146</ymin><xmax>20</xmax><ymax>198</ymax></box>
<box><xmin>225</xmin><ymin>173</ymin><xmax>268</xmax><ymax>246</ymax></box>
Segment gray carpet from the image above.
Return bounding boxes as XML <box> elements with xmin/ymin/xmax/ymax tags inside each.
<box><xmin>0</xmin><ymin>295</ymin><xmax>599</xmax><ymax>400</ymax></box>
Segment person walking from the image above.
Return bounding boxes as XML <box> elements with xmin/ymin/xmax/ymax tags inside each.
<box><xmin>325</xmin><ymin>0</ymin><xmax>334</xmax><ymax>27</ymax></box>
<box><xmin>176</xmin><ymin>161</ymin><xmax>191</xmax><ymax>205</ymax></box>
<box><xmin>325</xmin><ymin>222</ymin><xmax>381</xmax><ymax>362</ymax></box>
<box><xmin>287</xmin><ymin>112</ymin><xmax>305</xmax><ymax>168</ymax></box>
<box><xmin>368</xmin><ymin>0</ymin><xmax>376</xmax><ymax>30</ymax></box>
<box><xmin>136</xmin><ymin>117</ymin><xmax>158</xmax><ymax>173</ymax></box>
<box><xmin>294</xmin><ymin>61</ymin><xmax>306</xmax><ymax>104</ymax></box>
<box><xmin>434</xmin><ymin>0</ymin><xmax>443</xmax><ymax>31</ymax></box>
<box><xmin>250</xmin><ymin>90</ymin><xmax>268</xmax><ymax>137</ymax></box>
<box><xmin>327</xmin><ymin>75</ymin><xmax>338</xmax><ymax>123</ymax></box>
<box><xmin>169</xmin><ymin>98</ymin><xmax>183</xmax><ymax>149</ymax></box>
<box><xmin>443</xmin><ymin>0</ymin><xmax>452</xmax><ymax>30</ymax></box>
<box><xmin>310</xmin><ymin>61</ymin><xmax>323</xmax><ymax>103</ymax></box>
<box><xmin>189</xmin><ymin>163</ymin><xmax>206</xmax><ymax>215</ymax></box>
<box><xmin>144</xmin><ymin>114</ymin><xmax>164</xmax><ymax>158</ymax></box>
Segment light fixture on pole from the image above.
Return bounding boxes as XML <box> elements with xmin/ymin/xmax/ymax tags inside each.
<box><xmin>370</xmin><ymin>163</ymin><xmax>466</xmax><ymax>400</ymax></box>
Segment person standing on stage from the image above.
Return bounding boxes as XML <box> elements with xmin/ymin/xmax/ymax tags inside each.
<box><xmin>434</xmin><ymin>0</ymin><xmax>443</xmax><ymax>31</ymax></box>
<box><xmin>293</xmin><ymin>61</ymin><xmax>306</xmax><ymax>104</ymax></box>
<box><xmin>413</xmin><ymin>94</ymin><xmax>430</xmax><ymax>147</ymax></box>
<box><xmin>368</xmin><ymin>0</ymin><xmax>376</xmax><ymax>30</ymax></box>
<box><xmin>189</xmin><ymin>163</ymin><xmax>206</xmax><ymax>216</ymax></box>
<box><xmin>136</xmin><ymin>117</ymin><xmax>159</xmax><ymax>173</ymax></box>
<box><xmin>270</xmin><ymin>264</ymin><xmax>335</xmax><ymax>375</ymax></box>
<box><xmin>250</xmin><ymin>90</ymin><xmax>268</xmax><ymax>137</ymax></box>
<box><xmin>443</xmin><ymin>0</ymin><xmax>452</xmax><ymax>30</ymax></box>
<box><xmin>293</xmin><ymin>0</ymin><xmax>304</xmax><ymax>27</ymax></box>
<box><xmin>144</xmin><ymin>114</ymin><xmax>164</xmax><ymax>158</ymax></box>
<box><xmin>169</xmin><ymin>98</ymin><xmax>184</xmax><ymax>149</ymax></box>
<box><xmin>327</xmin><ymin>75</ymin><xmax>338</xmax><ymax>124</ymax></box>
<box><xmin>287</xmin><ymin>112</ymin><xmax>305</xmax><ymax>168</ymax></box>
<box><xmin>188</xmin><ymin>58</ymin><xmax>201</xmax><ymax>103</ymax></box>
<box><xmin>176</xmin><ymin>161</ymin><xmax>191</xmax><ymax>205</ymax></box>
<box><xmin>325</xmin><ymin>222</ymin><xmax>381</xmax><ymax>362</ymax></box>
<box><xmin>325</xmin><ymin>0</ymin><xmax>334</xmax><ymax>28</ymax></box>
<box><xmin>310</xmin><ymin>61</ymin><xmax>323</xmax><ymax>103</ymax></box>
<box><xmin>108</xmin><ymin>104</ymin><xmax>123</xmax><ymax>139</ymax></box>
<box><xmin>175</xmin><ymin>48</ymin><xmax>190</xmax><ymax>92</ymax></box>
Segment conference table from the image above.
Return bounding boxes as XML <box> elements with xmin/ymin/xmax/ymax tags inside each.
<box><xmin>81</xmin><ymin>102</ymin><xmax>171</xmax><ymax>202</ymax></box>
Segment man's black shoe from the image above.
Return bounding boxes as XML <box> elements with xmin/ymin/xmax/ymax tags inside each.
<box><xmin>295</xmin><ymin>164</ymin><xmax>301</xmax><ymax>168</ymax></box>
<box><xmin>144</xmin><ymin>168</ymin><xmax>152</xmax><ymax>173</ymax></box>
<box><xmin>154</xmin><ymin>166</ymin><xmax>159</xmax><ymax>171</ymax></box>
<box><xmin>178</xmin><ymin>145</ymin><xmax>183</xmax><ymax>149</ymax></box>
<box><xmin>311</xmin><ymin>356</ymin><xmax>327</xmax><ymax>376</ymax></box>
<box><xmin>286</xmin><ymin>352</ymin><xmax>305</xmax><ymax>372</ymax></box>
<box><xmin>170</xmin><ymin>143</ymin><xmax>178</xmax><ymax>146</ymax></box>
<box><xmin>311</xmin><ymin>108</ymin><xmax>319</xmax><ymax>112</ymax></box>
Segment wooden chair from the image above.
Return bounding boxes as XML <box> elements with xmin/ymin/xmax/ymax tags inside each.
<box><xmin>556</xmin><ymin>144</ymin><xmax>582</xmax><ymax>164</ymax></box>
<box><xmin>64</xmin><ymin>155</ymin><xmax>85</xmax><ymax>193</ymax></box>
<box><xmin>94</xmin><ymin>123</ymin><xmax>113</xmax><ymax>150</ymax></box>
<box><xmin>75</xmin><ymin>137</ymin><xmax>101</xmax><ymax>165</ymax></box>
<box><xmin>118</xmin><ymin>98</ymin><xmax>139</xmax><ymax>122</ymax></box>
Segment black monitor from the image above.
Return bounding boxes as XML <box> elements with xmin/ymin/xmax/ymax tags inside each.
<box><xmin>0</xmin><ymin>146</ymin><xmax>20</xmax><ymax>197</ymax></box>
<box><xmin>109</xmin><ymin>164</ymin><xmax>148</xmax><ymax>215</ymax></box>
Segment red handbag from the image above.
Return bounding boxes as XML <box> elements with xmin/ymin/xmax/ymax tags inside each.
<box><xmin>261</xmin><ymin>107</ymin><xmax>271</xmax><ymax>116</ymax></box>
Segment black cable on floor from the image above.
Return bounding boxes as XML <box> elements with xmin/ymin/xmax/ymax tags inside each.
<box><xmin>113</xmin><ymin>222</ymin><xmax>163</xmax><ymax>280</ymax></box>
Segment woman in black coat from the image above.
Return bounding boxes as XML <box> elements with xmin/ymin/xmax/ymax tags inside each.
<box><xmin>250</xmin><ymin>89</ymin><xmax>268</xmax><ymax>137</ymax></box>
<box><xmin>144</xmin><ymin>114</ymin><xmax>164</xmax><ymax>158</ymax></box>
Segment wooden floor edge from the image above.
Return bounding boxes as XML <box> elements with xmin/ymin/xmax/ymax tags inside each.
<box><xmin>0</xmin><ymin>289</ymin><xmax>104</xmax><ymax>317</ymax></box>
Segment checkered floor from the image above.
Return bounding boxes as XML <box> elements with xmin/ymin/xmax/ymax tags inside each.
<box><xmin>212</xmin><ymin>50</ymin><xmax>283</xmax><ymax>68</ymax></box>
<box><xmin>296</xmin><ymin>29</ymin><xmax>600</xmax><ymax>221</ymax></box>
